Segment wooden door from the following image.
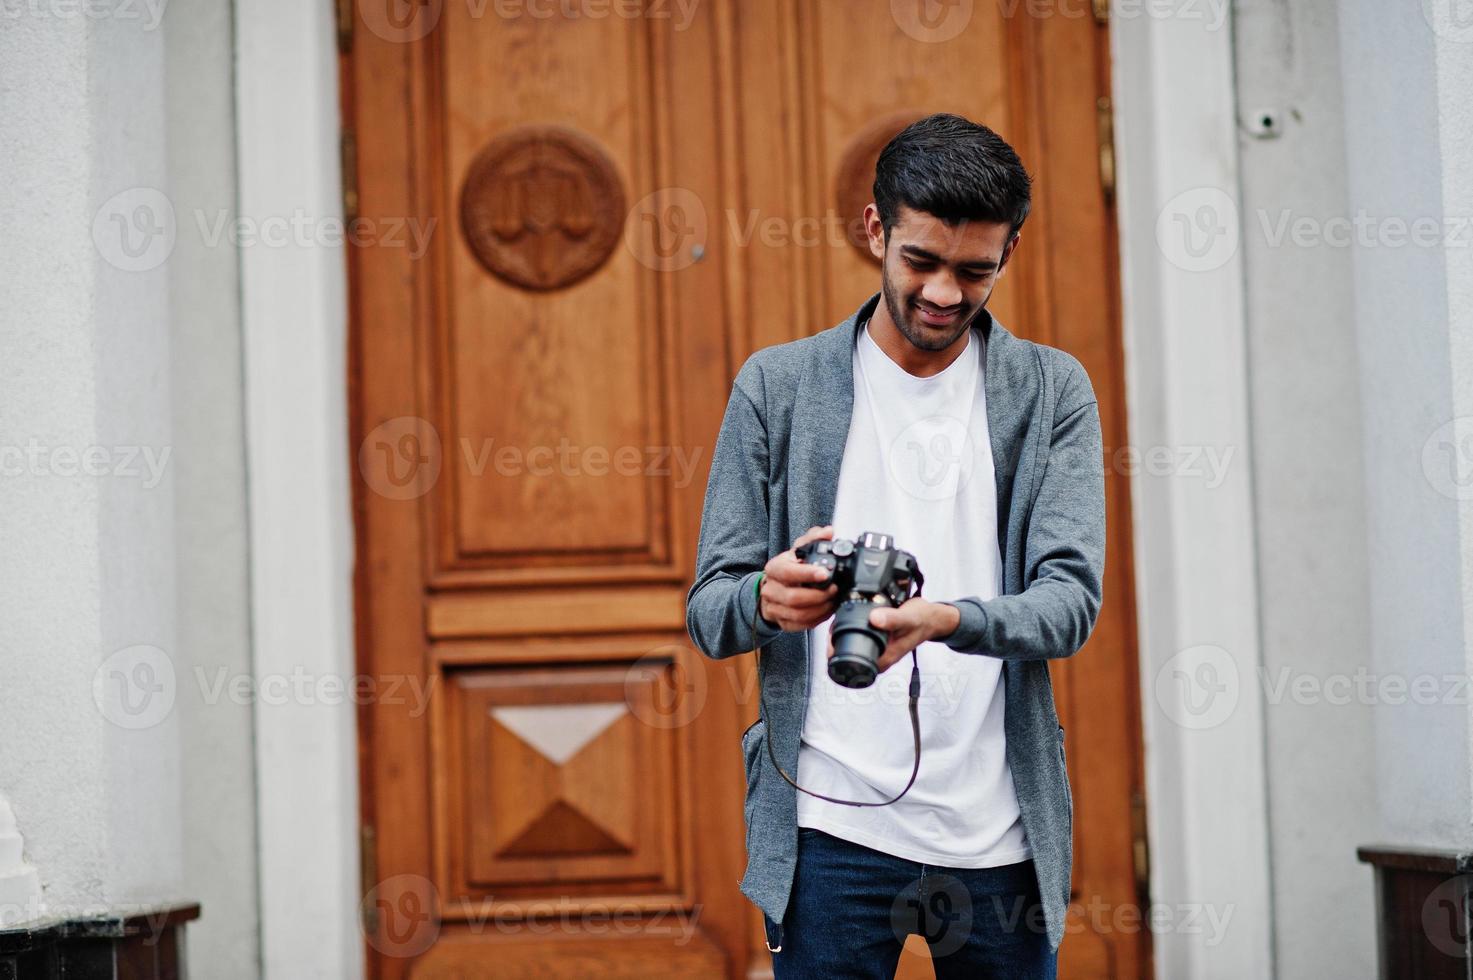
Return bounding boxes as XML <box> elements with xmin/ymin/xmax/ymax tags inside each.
<box><xmin>345</xmin><ymin>2</ymin><xmax>1146</xmax><ymax>978</ymax></box>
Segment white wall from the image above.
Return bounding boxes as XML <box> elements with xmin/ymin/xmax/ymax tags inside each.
<box><xmin>0</xmin><ymin>0</ymin><xmax>183</xmax><ymax>915</ymax></box>
<box><xmin>1119</xmin><ymin>1</ymin><xmax>1473</xmax><ymax>978</ymax></box>
<box><xmin>0</xmin><ymin>4</ymin><xmax>262</xmax><ymax>974</ymax></box>
<box><xmin>2</xmin><ymin>0</ymin><xmax>358</xmax><ymax>973</ymax></box>
<box><xmin>1335</xmin><ymin>0</ymin><xmax>1473</xmax><ymax>849</ymax></box>
<box><xmin>165</xmin><ymin>0</ymin><xmax>262</xmax><ymax>975</ymax></box>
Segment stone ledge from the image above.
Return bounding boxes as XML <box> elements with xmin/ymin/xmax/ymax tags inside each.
<box><xmin>0</xmin><ymin>901</ymin><xmax>200</xmax><ymax>980</ymax></box>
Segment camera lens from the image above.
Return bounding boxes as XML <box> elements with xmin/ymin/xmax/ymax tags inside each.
<box><xmin>827</xmin><ymin>600</ymin><xmax>886</xmax><ymax>689</ymax></box>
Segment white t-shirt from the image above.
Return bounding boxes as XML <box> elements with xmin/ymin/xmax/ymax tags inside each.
<box><xmin>795</xmin><ymin>320</ymin><xmax>1031</xmax><ymax>868</ymax></box>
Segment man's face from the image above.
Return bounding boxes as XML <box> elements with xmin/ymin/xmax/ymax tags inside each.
<box><xmin>865</xmin><ymin>203</ymin><xmax>1018</xmax><ymax>352</ymax></box>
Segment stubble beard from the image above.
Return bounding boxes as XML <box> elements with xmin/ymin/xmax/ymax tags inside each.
<box><xmin>880</xmin><ymin>267</ymin><xmax>987</xmax><ymax>353</ymax></box>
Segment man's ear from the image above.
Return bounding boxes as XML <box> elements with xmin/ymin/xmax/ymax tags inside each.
<box><xmin>997</xmin><ymin>232</ymin><xmax>1021</xmax><ymax>276</ymax></box>
<box><xmin>864</xmin><ymin>203</ymin><xmax>886</xmax><ymax>262</ymax></box>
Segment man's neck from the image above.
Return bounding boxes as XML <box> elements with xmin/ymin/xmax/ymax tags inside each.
<box><xmin>866</xmin><ymin>302</ymin><xmax>973</xmax><ymax>378</ymax></box>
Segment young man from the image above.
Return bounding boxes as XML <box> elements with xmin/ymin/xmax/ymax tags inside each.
<box><xmin>686</xmin><ymin>113</ymin><xmax>1104</xmax><ymax>978</ymax></box>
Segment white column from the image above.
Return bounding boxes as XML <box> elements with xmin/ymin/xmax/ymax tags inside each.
<box><xmin>234</xmin><ymin>0</ymin><xmax>360</xmax><ymax>976</ymax></box>
<box><xmin>1111</xmin><ymin>4</ymin><xmax>1275</xmax><ymax>978</ymax></box>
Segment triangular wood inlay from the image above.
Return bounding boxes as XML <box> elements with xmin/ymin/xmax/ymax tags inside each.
<box><xmin>499</xmin><ymin>798</ymin><xmax>631</xmax><ymax>858</ymax></box>
<box><xmin>490</xmin><ymin>702</ymin><xmax>626</xmax><ymax>765</ymax></box>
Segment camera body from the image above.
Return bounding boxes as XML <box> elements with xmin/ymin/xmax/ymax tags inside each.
<box><xmin>795</xmin><ymin>531</ymin><xmax>923</xmax><ymax>688</ymax></box>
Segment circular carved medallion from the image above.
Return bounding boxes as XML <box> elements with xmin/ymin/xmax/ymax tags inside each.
<box><xmin>459</xmin><ymin>125</ymin><xmax>627</xmax><ymax>291</ymax></box>
<box><xmin>834</xmin><ymin>111</ymin><xmax>928</xmax><ymax>264</ymax></box>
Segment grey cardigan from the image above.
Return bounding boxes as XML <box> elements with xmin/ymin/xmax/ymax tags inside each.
<box><xmin>685</xmin><ymin>291</ymin><xmax>1105</xmax><ymax>951</ymax></box>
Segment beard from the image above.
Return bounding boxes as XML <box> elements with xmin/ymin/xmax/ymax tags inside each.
<box><xmin>880</xmin><ymin>265</ymin><xmax>990</xmax><ymax>353</ymax></box>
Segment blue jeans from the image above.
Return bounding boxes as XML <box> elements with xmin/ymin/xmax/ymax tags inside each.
<box><xmin>765</xmin><ymin>827</ymin><xmax>1056</xmax><ymax>979</ymax></box>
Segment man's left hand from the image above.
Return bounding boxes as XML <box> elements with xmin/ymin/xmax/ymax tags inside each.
<box><xmin>827</xmin><ymin>599</ymin><xmax>962</xmax><ymax>675</ymax></box>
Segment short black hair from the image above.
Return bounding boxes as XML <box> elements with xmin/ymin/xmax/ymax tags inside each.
<box><xmin>873</xmin><ymin>113</ymin><xmax>1032</xmax><ymax>239</ymax></box>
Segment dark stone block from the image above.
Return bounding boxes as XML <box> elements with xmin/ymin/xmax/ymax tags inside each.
<box><xmin>1359</xmin><ymin>845</ymin><xmax>1473</xmax><ymax>980</ymax></box>
<box><xmin>0</xmin><ymin>902</ymin><xmax>198</xmax><ymax>980</ymax></box>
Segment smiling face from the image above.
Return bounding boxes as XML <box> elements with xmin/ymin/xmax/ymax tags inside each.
<box><xmin>865</xmin><ymin>202</ymin><xmax>1018</xmax><ymax>355</ymax></box>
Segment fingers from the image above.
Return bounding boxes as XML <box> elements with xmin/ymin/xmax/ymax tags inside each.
<box><xmin>756</xmin><ymin>526</ymin><xmax>840</xmax><ymax>632</ymax></box>
<box><xmin>760</xmin><ymin>577</ymin><xmax>838</xmax><ymax>632</ymax></box>
<box><xmin>765</xmin><ymin>606</ymin><xmax>837</xmax><ymax>632</ymax></box>
<box><xmin>829</xmin><ymin>637</ymin><xmax>909</xmax><ymax>674</ymax></box>
<box><xmin>764</xmin><ymin>551</ymin><xmax>834</xmax><ymax>587</ymax></box>
<box><xmin>867</xmin><ymin>602</ymin><xmax>929</xmax><ymax>672</ymax></box>
<box><xmin>767</xmin><ymin>580</ymin><xmax>837</xmax><ymax>609</ymax></box>
<box><xmin>762</xmin><ymin>600</ymin><xmax>838</xmax><ymax>632</ymax></box>
<box><xmin>866</xmin><ymin>598</ymin><xmax>928</xmax><ymax>634</ymax></box>
<box><xmin>791</xmin><ymin>524</ymin><xmax>834</xmax><ymax>550</ymax></box>
<box><xmin>875</xmin><ymin>631</ymin><xmax>922</xmax><ymax>672</ymax></box>
<box><xmin>875</xmin><ymin>648</ymin><xmax>908</xmax><ymax>674</ymax></box>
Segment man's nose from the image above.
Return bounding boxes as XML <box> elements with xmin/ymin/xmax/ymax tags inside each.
<box><xmin>920</xmin><ymin>274</ymin><xmax>962</xmax><ymax>311</ymax></box>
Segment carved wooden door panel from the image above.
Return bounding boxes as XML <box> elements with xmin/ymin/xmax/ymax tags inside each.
<box><xmin>346</xmin><ymin>2</ymin><xmax>1146</xmax><ymax>978</ymax></box>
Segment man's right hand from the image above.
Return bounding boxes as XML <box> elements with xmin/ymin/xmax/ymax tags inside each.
<box><xmin>759</xmin><ymin>525</ymin><xmax>841</xmax><ymax>632</ymax></box>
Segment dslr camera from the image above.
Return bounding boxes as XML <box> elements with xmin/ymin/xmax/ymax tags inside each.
<box><xmin>795</xmin><ymin>531</ymin><xmax>924</xmax><ymax>689</ymax></box>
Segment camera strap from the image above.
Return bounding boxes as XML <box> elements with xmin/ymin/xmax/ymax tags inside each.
<box><xmin>749</xmin><ymin>573</ymin><xmax>922</xmax><ymax>808</ymax></box>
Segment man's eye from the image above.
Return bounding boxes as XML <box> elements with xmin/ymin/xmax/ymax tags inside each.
<box><xmin>906</xmin><ymin>258</ymin><xmax>933</xmax><ymax>271</ymax></box>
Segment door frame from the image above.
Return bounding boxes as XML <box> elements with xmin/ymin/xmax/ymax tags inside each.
<box><xmin>235</xmin><ymin>4</ymin><xmax>1272</xmax><ymax>979</ymax></box>
<box><xmin>235</xmin><ymin>1</ymin><xmax>360</xmax><ymax>977</ymax></box>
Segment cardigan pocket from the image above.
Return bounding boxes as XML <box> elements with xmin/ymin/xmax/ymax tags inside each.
<box><xmin>741</xmin><ymin>718</ymin><xmax>767</xmax><ymax>852</ymax></box>
<box><xmin>1057</xmin><ymin>724</ymin><xmax>1073</xmax><ymax>822</ymax></box>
